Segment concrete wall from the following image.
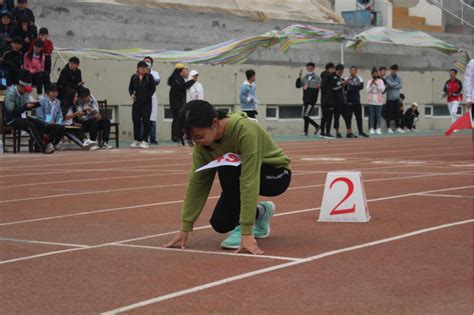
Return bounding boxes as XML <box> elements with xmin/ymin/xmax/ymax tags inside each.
<box><xmin>409</xmin><ymin>0</ymin><xmax>443</xmax><ymax>26</ymax></box>
<box><xmin>72</xmin><ymin>57</ymin><xmax>463</xmax><ymax>140</ymax></box>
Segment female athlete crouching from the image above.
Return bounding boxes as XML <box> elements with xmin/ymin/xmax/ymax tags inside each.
<box><xmin>164</xmin><ymin>100</ymin><xmax>291</xmax><ymax>254</ymax></box>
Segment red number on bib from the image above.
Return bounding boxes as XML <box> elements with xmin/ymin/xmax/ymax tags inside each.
<box><xmin>329</xmin><ymin>177</ymin><xmax>356</xmax><ymax>215</ymax></box>
<box><xmin>216</xmin><ymin>155</ymin><xmax>225</xmax><ymax>163</ymax></box>
<box><xmin>225</xmin><ymin>153</ymin><xmax>240</xmax><ymax>163</ymax></box>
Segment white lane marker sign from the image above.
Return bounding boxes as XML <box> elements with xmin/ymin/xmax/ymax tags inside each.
<box><xmin>319</xmin><ymin>171</ymin><xmax>371</xmax><ymax>223</ymax></box>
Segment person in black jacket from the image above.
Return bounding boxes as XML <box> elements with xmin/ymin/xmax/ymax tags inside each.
<box><xmin>332</xmin><ymin>64</ymin><xmax>356</xmax><ymax>138</ymax></box>
<box><xmin>296</xmin><ymin>62</ymin><xmax>320</xmax><ymax>136</ymax></box>
<box><xmin>0</xmin><ymin>12</ymin><xmax>14</xmax><ymax>44</ymax></box>
<box><xmin>168</xmin><ymin>63</ymin><xmax>195</xmax><ymax>142</ymax></box>
<box><xmin>14</xmin><ymin>16</ymin><xmax>36</xmax><ymax>54</ymax></box>
<box><xmin>319</xmin><ymin>62</ymin><xmax>336</xmax><ymax>138</ymax></box>
<box><xmin>0</xmin><ymin>0</ymin><xmax>15</xmax><ymax>13</ymax></box>
<box><xmin>345</xmin><ymin>66</ymin><xmax>368</xmax><ymax>137</ymax></box>
<box><xmin>129</xmin><ymin>61</ymin><xmax>156</xmax><ymax>149</ymax></box>
<box><xmin>57</xmin><ymin>57</ymin><xmax>84</xmax><ymax>99</ymax></box>
<box><xmin>1</xmin><ymin>36</ymin><xmax>22</xmax><ymax>85</ymax></box>
<box><xmin>10</xmin><ymin>0</ymin><xmax>34</xmax><ymax>25</ymax></box>
<box><xmin>401</xmin><ymin>102</ymin><xmax>420</xmax><ymax>131</ymax></box>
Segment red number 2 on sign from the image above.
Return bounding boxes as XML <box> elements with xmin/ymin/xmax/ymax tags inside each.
<box><xmin>329</xmin><ymin>177</ymin><xmax>356</xmax><ymax>215</ymax></box>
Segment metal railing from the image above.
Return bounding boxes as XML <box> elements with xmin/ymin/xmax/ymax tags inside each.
<box><xmin>429</xmin><ymin>0</ymin><xmax>474</xmax><ymax>27</ymax></box>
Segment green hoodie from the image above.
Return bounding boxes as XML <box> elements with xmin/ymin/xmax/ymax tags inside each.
<box><xmin>181</xmin><ymin>112</ymin><xmax>291</xmax><ymax>235</ymax></box>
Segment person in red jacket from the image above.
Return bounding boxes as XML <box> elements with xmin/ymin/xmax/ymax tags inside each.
<box><xmin>443</xmin><ymin>69</ymin><xmax>463</xmax><ymax>123</ymax></box>
<box><xmin>29</xmin><ymin>27</ymin><xmax>53</xmax><ymax>75</ymax></box>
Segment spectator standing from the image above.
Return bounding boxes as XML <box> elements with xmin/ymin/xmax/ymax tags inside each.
<box><xmin>0</xmin><ymin>0</ymin><xmax>14</xmax><ymax>13</ymax></box>
<box><xmin>319</xmin><ymin>62</ymin><xmax>336</xmax><ymax>138</ymax></box>
<box><xmin>0</xmin><ymin>12</ymin><xmax>14</xmax><ymax>44</ymax></box>
<box><xmin>443</xmin><ymin>68</ymin><xmax>463</xmax><ymax>123</ymax></box>
<box><xmin>385</xmin><ymin>64</ymin><xmax>404</xmax><ymax>133</ymax></box>
<box><xmin>332</xmin><ymin>64</ymin><xmax>356</xmax><ymax>138</ymax></box>
<box><xmin>60</xmin><ymin>87</ymin><xmax>98</xmax><ymax>150</ymax></box>
<box><xmin>186</xmin><ymin>69</ymin><xmax>204</xmax><ymax>103</ymax></box>
<box><xmin>465</xmin><ymin>59</ymin><xmax>474</xmax><ymax>113</ymax></box>
<box><xmin>30</xmin><ymin>27</ymin><xmax>53</xmax><ymax>76</ymax></box>
<box><xmin>3</xmin><ymin>71</ymin><xmax>56</xmax><ymax>153</ymax></box>
<box><xmin>36</xmin><ymin>84</ymin><xmax>65</xmax><ymax>150</ymax></box>
<box><xmin>370</xmin><ymin>66</ymin><xmax>387</xmax><ymax>130</ymax></box>
<box><xmin>367</xmin><ymin>67</ymin><xmax>385</xmax><ymax>135</ymax></box>
<box><xmin>77</xmin><ymin>87</ymin><xmax>112</xmax><ymax>149</ymax></box>
<box><xmin>2</xmin><ymin>36</ymin><xmax>22</xmax><ymax>85</ymax></box>
<box><xmin>401</xmin><ymin>102</ymin><xmax>420</xmax><ymax>131</ymax></box>
<box><xmin>239</xmin><ymin>69</ymin><xmax>257</xmax><ymax>118</ymax></box>
<box><xmin>23</xmin><ymin>40</ymin><xmax>49</xmax><ymax>96</ymax></box>
<box><xmin>295</xmin><ymin>62</ymin><xmax>320</xmax><ymax>136</ymax></box>
<box><xmin>129</xmin><ymin>61</ymin><xmax>156</xmax><ymax>148</ymax></box>
<box><xmin>10</xmin><ymin>0</ymin><xmax>34</xmax><ymax>25</ymax></box>
<box><xmin>345</xmin><ymin>66</ymin><xmax>368</xmax><ymax>137</ymax></box>
<box><xmin>143</xmin><ymin>56</ymin><xmax>160</xmax><ymax>144</ymax></box>
<box><xmin>57</xmin><ymin>57</ymin><xmax>84</xmax><ymax>99</ymax></box>
<box><xmin>14</xmin><ymin>16</ymin><xmax>36</xmax><ymax>54</ymax></box>
<box><xmin>168</xmin><ymin>63</ymin><xmax>195</xmax><ymax>142</ymax></box>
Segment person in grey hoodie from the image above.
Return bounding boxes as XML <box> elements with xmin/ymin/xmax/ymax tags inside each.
<box><xmin>296</xmin><ymin>62</ymin><xmax>320</xmax><ymax>136</ymax></box>
<box><xmin>385</xmin><ymin>64</ymin><xmax>404</xmax><ymax>133</ymax></box>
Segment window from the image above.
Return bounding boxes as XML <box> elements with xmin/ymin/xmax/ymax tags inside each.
<box><xmin>279</xmin><ymin>105</ymin><xmax>302</xmax><ymax>119</ymax></box>
<box><xmin>266</xmin><ymin>106</ymin><xmax>278</xmax><ymax>120</ymax></box>
<box><xmin>309</xmin><ymin>105</ymin><xmax>321</xmax><ymax>118</ymax></box>
<box><xmin>424</xmin><ymin>105</ymin><xmax>433</xmax><ymax>117</ymax></box>
<box><xmin>216</xmin><ymin>106</ymin><xmax>232</xmax><ymax>114</ymax></box>
<box><xmin>432</xmin><ymin>104</ymin><xmax>462</xmax><ymax>117</ymax></box>
<box><xmin>164</xmin><ymin>106</ymin><xmax>173</xmax><ymax>121</ymax></box>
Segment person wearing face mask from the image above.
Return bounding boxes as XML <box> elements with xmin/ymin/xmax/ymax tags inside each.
<box><xmin>168</xmin><ymin>63</ymin><xmax>195</xmax><ymax>142</ymax></box>
<box><xmin>142</xmin><ymin>56</ymin><xmax>160</xmax><ymax>144</ymax></box>
<box><xmin>129</xmin><ymin>61</ymin><xmax>156</xmax><ymax>149</ymax></box>
<box><xmin>296</xmin><ymin>62</ymin><xmax>320</xmax><ymax>136</ymax></box>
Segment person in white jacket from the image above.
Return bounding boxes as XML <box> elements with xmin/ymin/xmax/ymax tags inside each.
<box><xmin>465</xmin><ymin>59</ymin><xmax>474</xmax><ymax>111</ymax></box>
<box><xmin>186</xmin><ymin>70</ymin><xmax>204</xmax><ymax>103</ymax></box>
<box><xmin>366</xmin><ymin>67</ymin><xmax>386</xmax><ymax>135</ymax></box>
<box><xmin>144</xmin><ymin>56</ymin><xmax>160</xmax><ymax>144</ymax></box>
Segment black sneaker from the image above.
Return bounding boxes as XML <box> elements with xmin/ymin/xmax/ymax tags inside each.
<box><xmin>302</xmin><ymin>132</ymin><xmax>309</xmax><ymax>136</ymax></box>
<box><xmin>346</xmin><ymin>133</ymin><xmax>358</xmax><ymax>138</ymax></box>
<box><xmin>319</xmin><ymin>133</ymin><xmax>326</xmax><ymax>138</ymax></box>
<box><xmin>359</xmin><ymin>132</ymin><xmax>369</xmax><ymax>138</ymax></box>
<box><xmin>150</xmin><ymin>141</ymin><xmax>159</xmax><ymax>145</ymax></box>
<box><xmin>336</xmin><ymin>133</ymin><xmax>343</xmax><ymax>139</ymax></box>
<box><xmin>324</xmin><ymin>134</ymin><xmax>335</xmax><ymax>139</ymax></box>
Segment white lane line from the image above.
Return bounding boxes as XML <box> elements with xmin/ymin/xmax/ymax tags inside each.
<box><xmin>114</xmin><ymin>243</ymin><xmax>300</xmax><ymax>262</ymax></box>
<box><xmin>1</xmin><ymin>170</ymin><xmax>470</xmax><ymax>225</ymax></box>
<box><xmin>418</xmin><ymin>193</ymin><xmax>474</xmax><ymax>199</ymax></box>
<box><xmin>102</xmin><ymin>219</ymin><xmax>474</xmax><ymax>314</ymax></box>
<box><xmin>0</xmin><ymin>237</ymin><xmax>89</xmax><ymax>248</ymax></box>
<box><xmin>1</xmin><ymin>184</ymin><xmax>471</xmax><ymax>265</ymax></box>
<box><xmin>2</xmin><ymin>164</ymin><xmax>468</xmax><ymax>204</ymax></box>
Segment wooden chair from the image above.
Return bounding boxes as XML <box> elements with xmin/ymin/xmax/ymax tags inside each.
<box><xmin>1</xmin><ymin>101</ymin><xmax>34</xmax><ymax>153</ymax></box>
<box><xmin>97</xmin><ymin>99</ymin><xmax>120</xmax><ymax>148</ymax></box>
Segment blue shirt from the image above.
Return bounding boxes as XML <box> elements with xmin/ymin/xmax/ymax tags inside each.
<box><xmin>37</xmin><ymin>97</ymin><xmax>63</xmax><ymax>124</ymax></box>
<box><xmin>239</xmin><ymin>80</ymin><xmax>257</xmax><ymax>111</ymax></box>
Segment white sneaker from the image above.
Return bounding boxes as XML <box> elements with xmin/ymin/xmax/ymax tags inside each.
<box><xmin>82</xmin><ymin>139</ymin><xmax>97</xmax><ymax>149</ymax></box>
<box><xmin>376</xmin><ymin>128</ymin><xmax>382</xmax><ymax>135</ymax></box>
<box><xmin>131</xmin><ymin>140</ymin><xmax>141</xmax><ymax>148</ymax></box>
<box><xmin>55</xmin><ymin>143</ymin><xmax>65</xmax><ymax>151</ymax></box>
<box><xmin>387</xmin><ymin>128</ymin><xmax>394</xmax><ymax>134</ymax></box>
<box><xmin>44</xmin><ymin>143</ymin><xmax>55</xmax><ymax>154</ymax></box>
<box><xmin>411</xmin><ymin>128</ymin><xmax>417</xmax><ymax>132</ymax></box>
<box><xmin>139</xmin><ymin>141</ymin><xmax>149</xmax><ymax>149</ymax></box>
<box><xmin>369</xmin><ymin>128</ymin><xmax>375</xmax><ymax>135</ymax></box>
<box><xmin>396</xmin><ymin>128</ymin><xmax>405</xmax><ymax>134</ymax></box>
<box><xmin>100</xmin><ymin>142</ymin><xmax>113</xmax><ymax>150</ymax></box>
<box><xmin>89</xmin><ymin>145</ymin><xmax>100</xmax><ymax>151</ymax></box>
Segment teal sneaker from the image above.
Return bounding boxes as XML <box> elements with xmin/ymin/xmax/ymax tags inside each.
<box><xmin>253</xmin><ymin>201</ymin><xmax>276</xmax><ymax>239</ymax></box>
<box><xmin>220</xmin><ymin>225</ymin><xmax>242</xmax><ymax>249</ymax></box>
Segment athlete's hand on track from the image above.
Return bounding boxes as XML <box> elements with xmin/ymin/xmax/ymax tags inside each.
<box><xmin>163</xmin><ymin>231</ymin><xmax>188</xmax><ymax>249</ymax></box>
<box><xmin>236</xmin><ymin>234</ymin><xmax>264</xmax><ymax>255</ymax></box>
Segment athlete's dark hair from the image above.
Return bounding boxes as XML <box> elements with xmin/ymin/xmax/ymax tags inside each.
<box><xmin>306</xmin><ymin>62</ymin><xmax>315</xmax><ymax>68</ymax></box>
<box><xmin>178</xmin><ymin>100</ymin><xmax>228</xmax><ymax>146</ymax></box>
<box><xmin>450</xmin><ymin>68</ymin><xmax>458</xmax><ymax>74</ymax></box>
<box><xmin>245</xmin><ymin>69</ymin><xmax>256</xmax><ymax>80</ymax></box>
